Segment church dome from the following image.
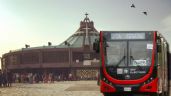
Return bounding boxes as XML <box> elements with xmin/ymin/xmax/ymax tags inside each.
<box><xmin>59</xmin><ymin>13</ymin><xmax>99</xmax><ymax>48</ymax></box>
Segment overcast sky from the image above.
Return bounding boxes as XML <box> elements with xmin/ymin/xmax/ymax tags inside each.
<box><xmin>0</xmin><ymin>0</ymin><xmax>171</xmax><ymax>68</ymax></box>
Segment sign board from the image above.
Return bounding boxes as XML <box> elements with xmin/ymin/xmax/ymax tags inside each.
<box><xmin>147</xmin><ymin>44</ymin><xmax>153</xmax><ymax>49</ymax></box>
<box><xmin>133</xmin><ymin>60</ymin><xmax>147</xmax><ymax>66</ymax></box>
<box><xmin>111</xmin><ymin>33</ymin><xmax>145</xmax><ymax>40</ymax></box>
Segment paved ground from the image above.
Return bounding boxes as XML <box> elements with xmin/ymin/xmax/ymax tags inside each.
<box><xmin>0</xmin><ymin>81</ymin><xmax>171</xmax><ymax>96</ymax></box>
<box><xmin>0</xmin><ymin>81</ymin><xmax>103</xmax><ymax>96</ymax></box>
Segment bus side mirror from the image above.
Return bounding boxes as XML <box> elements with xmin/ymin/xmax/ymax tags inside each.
<box><xmin>93</xmin><ymin>39</ymin><xmax>100</xmax><ymax>53</ymax></box>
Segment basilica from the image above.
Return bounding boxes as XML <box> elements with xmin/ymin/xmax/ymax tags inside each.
<box><xmin>1</xmin><ymin>14</ymin><xmax>100</xmax><ymax>80</ymax></box>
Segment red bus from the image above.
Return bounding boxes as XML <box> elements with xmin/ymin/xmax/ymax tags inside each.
<box><xmin>93</xmin><ymin>31</ymin><xmax>169</xmax><ymax>96</ymax></box>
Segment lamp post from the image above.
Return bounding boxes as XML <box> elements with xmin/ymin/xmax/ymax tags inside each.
<box><xmin>65</xmin><ymin>41</ymin><xmax>71</xmax><ymax>80</ymax></box>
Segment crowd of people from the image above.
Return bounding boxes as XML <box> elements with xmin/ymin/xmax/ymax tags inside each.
<box><xmin>0</xmin><ymin>70</ymin><xmax>97</xmax><ymax>87</ymax></box>
<box><xmin>0</xmin><ymin>70</ymin><xmax>12</xmax><ymax>87</ymax></box>
<box><xmin>12</xmin><ymin>72</ymin><xmax>55</xmax><ymax>83</ymax></box>
<box><xmin>0</xmin><ymin>70</ymin><xmax>98</xmax><ymax>87</ymax></box>
<box><xmin>12</xmin><ymin>73</ymin><xmax>97</xmax><ymax>83</ymax></box>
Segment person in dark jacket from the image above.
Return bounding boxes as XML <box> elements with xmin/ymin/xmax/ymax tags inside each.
<box><xmin>2</xmin><ymin>72</ymin><xmax>7</xmax><ymax>87</ymax></box>
<box><xmin>0</xmin><ymin>70</ymin><xmax>2</xmax><ymax>87</ymax></box>
<box><xmin>7</xmin><ymin>71</ymin><xmax>13</xmax><ymax>87</ymax></box>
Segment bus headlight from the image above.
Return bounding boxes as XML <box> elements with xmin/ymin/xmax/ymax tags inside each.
<box><xmin>143</xmin><ymin>77</ymin><xmax>154</xmax><ymax>85</ymax></box>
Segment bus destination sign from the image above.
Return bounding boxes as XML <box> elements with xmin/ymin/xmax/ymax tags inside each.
<box><xmin>111</xmin><ymin>33</ymin><xmax>145</xmax><ymax>40</ymax></box>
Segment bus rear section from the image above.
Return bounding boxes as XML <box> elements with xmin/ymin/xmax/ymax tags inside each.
<box><xmin>93</xmin><ymin>31</ymin><xmax>169</xmax><ymax>96</ymax></box>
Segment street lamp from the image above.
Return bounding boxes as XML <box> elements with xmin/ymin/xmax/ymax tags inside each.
<box><xmin>64</xmin><ymin>41</ymin><xmax>71</xmax><ymax>79</ymax></box>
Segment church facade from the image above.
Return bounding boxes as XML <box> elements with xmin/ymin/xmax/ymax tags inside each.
<box><xmin>1</xmin><ymin>14</ymin><xmax>100</xmax><ymax>80</ymax></box>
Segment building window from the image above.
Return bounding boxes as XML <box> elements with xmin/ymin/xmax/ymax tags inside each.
<box><xmin>83</xmin><ymin>53</ymin><xmax>90</xmax><ymax>60</ymax></box>
<box><xmin>2</xmin><ymin>58</ymin><xmax>5</xmax><ymax>67</ymax></box>
<box><xmin>43</xmin><ymin>51</ymin><xmax>69</xmax><ymax>63</ymax></box>
<box><xmin>21</xmin><ymin>53</ymin><xmax>39</xmax><ymax>64</ymax></box>
<box><xmin>72</xmin><ymin>52</ymin><xmax>83</xmax><ymax>62</ymax></box>
<box><xmin>9</xmin><ymin>55</ymin><xmax>17</xmax><ymax>64</ymax></box>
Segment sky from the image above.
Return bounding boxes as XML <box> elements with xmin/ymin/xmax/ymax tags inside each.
<box><xmin>0</xmin><ymin>0</ymin><xmax>171</xmax><ymax>69</ymax></box>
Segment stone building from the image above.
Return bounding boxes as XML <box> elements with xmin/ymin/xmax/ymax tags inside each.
<box><xmin>1</xmin><ymin>14</ymin><xmax>100</xmax><ymax>80</ymax></box>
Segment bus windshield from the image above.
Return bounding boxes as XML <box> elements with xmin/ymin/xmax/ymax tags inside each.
<box><xmin>106</xmin><ymin>41</ymin><xmax>127</xmax><ymax>66</ymax></box>
<box><xmin>105</xmin><ymin>41</ymin><xmax>153</xmax><ymax>67</ymax></box>
<box><xmin>129</xmin><ymin>41</ymin><xmax>153</xmax><ymax>67</ymax></box>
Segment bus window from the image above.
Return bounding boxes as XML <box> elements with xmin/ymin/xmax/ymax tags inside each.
<box><xmin>129</xmin><ymin>41</ymin><xmax>153</xmax><ymax>66</ymax></box>
<box><xmin>106</xmin><ymin>41</ymin><xmax>127</xmax><ymax>67</ymax></box>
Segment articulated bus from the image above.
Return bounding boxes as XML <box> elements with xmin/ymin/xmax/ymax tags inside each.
<box><xmin>93</xmin><ymin>31</ymin><xmax>169</xmax><ymax>96</ymax></box>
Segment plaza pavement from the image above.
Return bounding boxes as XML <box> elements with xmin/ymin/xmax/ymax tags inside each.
<box><xmin>0</xmin><ymin>81</ymin><xmax>103</xmax><ymax>96</ymax></box>
<box><xmin>1</xmin><ymin>81</ymin><xmax>171</xmax><ymax>96</ymax></box>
